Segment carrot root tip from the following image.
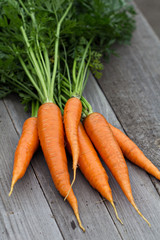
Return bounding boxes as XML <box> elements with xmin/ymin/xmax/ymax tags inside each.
<box><xmin>75</xmin><ymin>212</ymin><xmax>85</xmax><ymax>232</ymax></box>
<box><xmin>8</xmin><ymin>183</ymin><xmax>14</xmax><ymax>197</ymax></box>
<box><xmin>80</xmin><ymin>224</ymin><xmax>85</xmax><ymax>232</ymax></box>
<box><xmin>132</xmin><ymin>201</ymin><xmax>151</xmax><ymax>227</ymax></box>
<box><xmin>111</xmin><ymin>201</ymin><xmax>123</xmax><ymax>225</ymax></box>
<box><xmin>64</xmin><ymin>169</ymin><xmax>76</xmax><ymax>201</ymax></box>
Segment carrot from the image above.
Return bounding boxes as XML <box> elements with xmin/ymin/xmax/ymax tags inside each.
<box><xmin>109</xmin><ymin>123</ymin><xmax>160</xmax><ymax>180</ymax></box>
<box><xmin>84</xmin><ymin>112</ymin><xmax>150</xmax><ymax>226</ymax></box>
<box><xmin>9</xmin><ymin>117</ymin><xmax>39</xmax><ymax>196</ymax></box>
<box><xmin>37</xmin><ymin>103</ymin><xmax>85</xmax><ymax>231</ymax></box>
<box><xmin>67</xmin><ymin>122</ymin><xmax>123</xmax><ymax>224</ymax></box>
<box><xmin>64</xmin><ymin>97</ymin><xmax>82</xmax><ymax>198</ymax></box>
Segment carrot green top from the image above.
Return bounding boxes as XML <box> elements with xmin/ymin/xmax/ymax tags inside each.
<box><xmin>0</xmin><ymin>0</ymin><xmax>73</xmax><ymax>105</ymax></box>
<box><xmin>0</xmin><ymin>0</ymin><xmax>136</xmax><ymax>109</ymax></box>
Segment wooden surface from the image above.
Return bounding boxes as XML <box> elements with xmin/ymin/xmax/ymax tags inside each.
<box><xmin>1</xmin><ymin>4</ymin><xmax>160</xmax><ymax>240</ymax></box>
<box><xmin>134</xmin><ymin>0</ymin><xmax>160</xmax><ymax>38</ymax></box>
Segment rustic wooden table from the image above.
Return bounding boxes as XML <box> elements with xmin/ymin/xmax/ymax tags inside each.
<box><xmin>1</xmin><ymin>4</ymin><xmax>160</xmax><ymax>240</ymax></box>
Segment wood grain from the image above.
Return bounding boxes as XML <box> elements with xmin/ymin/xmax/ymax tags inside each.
<box><xmin>0</xmin><ymin>100</ymin><xmax>63</xmax><ymax>240</ymax></box>
<box><xmin>4</xmin><ymin>69</ymin><xmax>160</xmax><ymax>239</ymax></box>
<box><xmin>83</xmin><ymin>74</ymin><xmax>160</xmax><ymax>240</ymax></box>
<box><xmin>96</xmin><ymin>4</ymin><xmax>160</xmax><ymax>195</ymax></box>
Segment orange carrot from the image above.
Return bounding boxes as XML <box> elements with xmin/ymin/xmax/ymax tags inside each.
<box><xmin>64</xmin><ymin>97</ymin><xmax>82</xmax><ymax>196</ymax></box>
<box><xmin>109</xmin><ymin>123</ymin><xmax>160</xmax><ymax>180</ymax></box>
<box><xmin>37</xmin><ymin>103</ymin><xmax>85</xmax><ymax>231</ymax></box>
<box><xmin>84</xmin><ymin>112</ymin><xmax>150</xmax><ymax>226</ymax></box>
<box><xmin>9</xmin><ymin>117</ymin><xmax>39</xmax><ymax>196</ymax></box>
<box><xmin>67</xmin><ymin>122</ymin><xmax>122</xmax><ymax>224</ymax></box>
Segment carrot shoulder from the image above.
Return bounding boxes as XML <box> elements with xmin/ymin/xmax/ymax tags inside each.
<box><xmin>9</xmin><ymin>117</ymin><xmax>39</xmax><ymax>196</ymax></box>
<box><xmin>64</xmin><ymin>97</ymin><xmax>82</xmax><ymax>191</ymax></box>
<box><xmin>109</xmin><ymin>123</ymin><xmax>160</xmax><ymax>180</ymax></box>
<box><xmin>38</xmin><ymin>103</ymin><xmax>85</xmax><ymax>231</ymax></box>
<box><xmin>84</xmin><ymin>112</ymin><xmax>150</xmax><ymax>226</ymax></box>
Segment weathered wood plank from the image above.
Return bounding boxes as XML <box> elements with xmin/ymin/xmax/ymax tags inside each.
<box><xmin>4</xmin><ymin>68</ymin><xmax>160</xmax><ymax>239</ymax></box>
<box><xmin>84</xmin><ymin>74</ymin><xmax>160</xmax><ymax>239</ymax></box>
<box><xmin>4</xmin><ymin>96</ymin><xmax>122</xmax><ymax>240</ymax></box>
<box><xmin>134</xmin><ymin>0</ymin><xmax>160</xmax><ymax>38</ymax></box>
<box><xmin>2</xmin><ymin>3</ymin><xmax>160</xmax><ymax>240</ymax></box>
<box><xmin>96</xmin><ymin>4</ymin><xmax>160</xmax><ymax>194</ymax></box>
<box><xmin>0</xmin><ymin>100</ymin><xmax>63</xmax><ymax>240</ymax></box>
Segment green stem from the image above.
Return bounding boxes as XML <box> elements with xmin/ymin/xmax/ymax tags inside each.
<box><xmin>42</xmin><ymin>43</ymin><xmax>51</xmax><ymax>88</ymax></box>
<box><xmin>52</xmin><ymin>1</ymin><xmax>58</xmax><ymax>24</ymax></box>
<box><xmin>31</xmin><ymin>101</ymin><xmax>35</xmax><ymax>117</ymax></box>
<box><xmin>61</xmin><ymin>87</ymin><xmax>70</xmax><ymax>97</ymax></box>
<box><xmin>36</xmin><ymin>37</ymin><xmax>50</xmax><ymax>87</ymax></box>
<box><xmin>81</xmin><ymin>49</ymin><xmax>92</xmax><ymax>93</ymax></box>
<box><xmin>81</xmin><ymin>107</ymin><xmax>89</xmax><ymax>119</ymax></box>
<box><xmin>57</xmin><ymin>58</ymin><xmax>62</xmax><ymax>111</ymax></box>
<box><xmin>18</xmin><ymin>56</ymin><xmax>44</xmax><ymax>102</ymax></box>
<box><xmin>61</xmin><ymin>95</ymin><xmax>68</xmax><ymax>104</ymax></box>
<box><xmin>28</xmin><ymin>48</ymin><xmax>48</xmax><ymax>100</ymax></box>
<box><xmin>61</xmin><ymin>55</ymin><xmax>72</xmax><ymax>95</ymax></box>
<box><xmin>49</xmin><ymin>2</ymin><xmax>73</xmax><ymax>101</ymax></box>
<box><xmin>18</xmin><ymin>0</ymin><xmax>31</xmax><ymax>16</ymax></box>
<box><xmin>75</xmin><ymin>38</ymin><xmax>93</xmax><ymax>95</ymax></box>
<box><xmin>35</xmin><ymin>100</ymin><xmax>40</xmax><ymax>116</ymax></box>
<box><xmin>30</xmin><ymin>12</ymin><xmax>37</xmax><ymax>29</ymax></box>
<box><xmin>77</xmin><ymin>63</ymin><xmax>85</xmax><ymax>95</ymax></box>
<box><xmin>20</xmin><ymin>27</ymin><xmax>48</xmax><ymax>102</ymax></box>
<box><xmin>72</xmin><ymin>59</ymin><xmax>77</xmax><ymax>84</ymax></box>
<box><xmin>61</xmin><ymin>80</ymin><xmax>71</xmax><ymax>90</ymax></box>
<box><xmin>4</xmin><ymin>74</ymin><xmax>40</xmax><ymax>101</ymax></box>
<box><xmin>81</xmin><ymin>96</ymin><xmax>93</xmax><ymax>114</ymax></box>
<box><xmin>31</xmin><ymin>100</ymin><xmax>40</xmax><ymax>117</ymax></box>
<box><xmin>60</xmin><ymin>74</ymin><xmax>70</xmax><ymax>85</ymax></box>
<box><xmin>35</xmin><ymin>45</ymin><xmax>46</xmax><ymax>80</ymax></box>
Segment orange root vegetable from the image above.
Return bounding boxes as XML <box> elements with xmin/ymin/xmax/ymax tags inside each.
<box><xmin>67</xmin><ymin>122</ymin><xmax>123</xmax><ymax>224</ymax></box>
<box><xmin>38</xmin><ymin>103</ymin><xmax>85</xmax><ymax>231</ymax></box>
<box><xmin>64</xmin><ymin>97</ymin><xmax>82</xmax><ymax>198</ymax></box>
<box><xmin>109</xmin><ymin>123</ymin><xmax>160</xmax><ymax>180</ymax></box>
<box><xmin>84</xmin><ymin>113</ymin><xmax>150</xmax><ymax>226</ymax></box>
<box><xmin>9</xmin><ymin>117</ymin><xmax>39</xmax><ymax>196</ymax></box>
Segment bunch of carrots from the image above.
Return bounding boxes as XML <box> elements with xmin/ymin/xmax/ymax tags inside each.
<box><xmin>1</xmin><ymin>0</ymin><xmax>160</xmax><ymax>232</ymax></box>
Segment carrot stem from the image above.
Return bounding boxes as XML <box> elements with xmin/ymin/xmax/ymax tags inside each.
<box><xmin>49</xmin><ymin>2</ymin><xmax>73</xmax><ymax>100</ymax></box>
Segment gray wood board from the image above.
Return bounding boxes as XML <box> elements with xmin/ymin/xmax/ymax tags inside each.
<box><xmin>4</xmin><ymin>95</ymin><xmax>122</xmax><ymax>240</ymax></box>
<box><xmin>0</xmin><ymin>100</ymin><xmax>63</xmax><ymax>240</ymax></box>
<box><xmin>96</xmin><ymin>5</ymin><xmax>160</xmax><ymax>194</ymax></box>
<box><xmin>83</xmin><ymin>74</ymin><xmax>160</xmax><ymax>240</ymax></box>
<box><xmin>3</xmin><ymin>68</ymin><xmax>160</xmax><ymax>239</ymax></box>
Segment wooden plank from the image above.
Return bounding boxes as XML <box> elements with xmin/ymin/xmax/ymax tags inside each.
<box><xmin>4</xmin><ymin>95</ymin><xmax>122</xmax><ymax>240</ymax></box>
<box><xmin>84</xmin><ymin>74</ymin><xmax>160</xmax><ymax>239</ymax></box>
<box><xmin>96</xmin><ymin>4</ymin><xmax>160</xmax><ymax>194</ymax></box>
<box><xmin>0</xmin><ymin>100</ymin><xmax>63</xmax><ymax>240</ymax></box>
<box><xmin>4</xmin><ymin>69</ymin><xmax>160</xmax><ymax>239</ymax></box>
<box><xmin>134</xmin><ymin>0</ymin><xmax>160</xmax><ymax>38</ymax></box>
